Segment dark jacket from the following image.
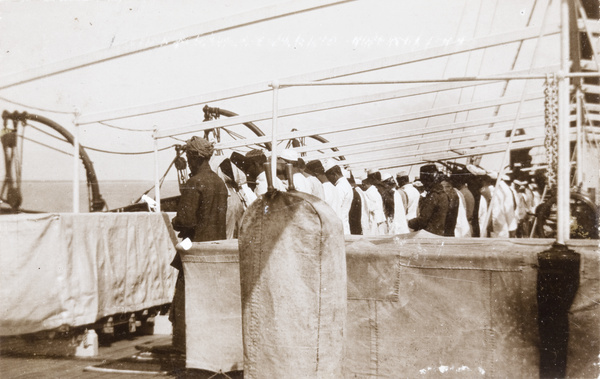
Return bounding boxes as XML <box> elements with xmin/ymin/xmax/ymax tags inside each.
<box><xmin>444</xmin><ymin>188</ymin><xmax>459</xmax><ymax>237</ymax></box>
<box><xmin>171</xmin><ymin>163</ymin><xmax>228</xmax><ymax>270</ymax></box>
<box><xmin>349</xmin><ymin>188</ymin><xmax>362</xmax><ymax>235</ymax></box>
<box><xmin>408</xmin><ymin>183</ymin><xmax>448</xmax><ymax>236</ymax></box>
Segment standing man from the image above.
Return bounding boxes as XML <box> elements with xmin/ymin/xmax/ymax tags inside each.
<box><xmin>324</xmin><ymin>162</ymin><xmax>353</xmax><ymax>234</ymax></box>
<box><xmin>440</xmin><ymin>175</ymin><xmax>459</xmax><ymax>237</ymax></box>
<box><xmin>452</xmin><ymin>171</ymin><xmax>475</xmax><ymax>230</ymax></box>
<box><xmin>170</xmin><ymin>136</ymin><xmax>228</xmax><ymax>354</ymax></box>
<box><xmin>396</xmin><ymin>171</ymin><xmax>421</xmax><ymax>221</ymax></box>
<box><xmin>279</xmin><ymin>149</ymin><xmax>312</xmax><ymax>194</ymax></box>
<box><xmin>407</xmin><ymin>164</ymin><xmax>449</xmax><ymax>236</ymax></box>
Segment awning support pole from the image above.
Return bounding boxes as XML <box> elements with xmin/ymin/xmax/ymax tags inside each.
<box><xmin>575</xmin><ymin>89</ymin><xmax>583</xmax><ymax>186</ymax></box>
<box><xmin>556</xmin><ymin>0</ymin><xmax>571</xmax><ymax>245</ymax></box>
<box><xmin>73</xmin><ymin>111</ymin><xmax>80</xmax><ymax>213</ymax></box>
<box><xmin>270</xmin><ymin>81</ymin><xmax>280</xmax><ymax>182</ymax></box>
<box><xmin>153</xmin><ymin>127</ymin><xmax>161</xmax><ymax>212</ymax></box>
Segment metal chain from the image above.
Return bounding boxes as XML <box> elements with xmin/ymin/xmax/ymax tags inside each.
<box><xmin>544</xmin><ymin>74</ymin><xmax>559</xmax><ymax>190</ymax></box>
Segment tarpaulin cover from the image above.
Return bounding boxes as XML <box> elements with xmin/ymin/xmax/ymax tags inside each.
<box><xmin>0</xmin><ymin>212</ymin><xmax>177</xmax><ymax>336</ymax></box>
<box><xmin>181</xmin><ymin>235</ymin><xmax>600</xmax><ymax>378</ymax></box>
<box><xmin>238</xmin><ymin>191</ymin><xmax>346</xmax><ymax>378</ymax></box>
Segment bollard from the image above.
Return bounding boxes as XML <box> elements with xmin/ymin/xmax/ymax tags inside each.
<box><xmin>537</xmin><ymin>242</ymin><xmax>580</xmax><ymax>379</ymax></box>
<box><xmin>75</xmin><ymin>329</ymin><xmax>99</xmax><ymax>357</ymax></box>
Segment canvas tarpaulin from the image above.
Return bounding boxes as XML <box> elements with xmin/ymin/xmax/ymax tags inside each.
<box><xmin>0</xmin><ymin>212</ymin><xmax>177</xmax><ymax>336</ymax></box>
<box><xmin>181</xmin><ymin>234</ymin><xmax>600</xmax><ymax>378</ymax></box>
<box><xmin>238</xmin><ymin>191</ymin><xmax>347</xmax><ymax>378</ymax></box>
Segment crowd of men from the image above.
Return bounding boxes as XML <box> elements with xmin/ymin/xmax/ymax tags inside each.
<box><xmin>165</xmin><ymin>136</ymin><xmax>544</xmax><ymax>356</ymax></box>
<box><xmin>208</xmin><ymin>146</ymin><xmax>543</xmax><ymax>239</ymax></box>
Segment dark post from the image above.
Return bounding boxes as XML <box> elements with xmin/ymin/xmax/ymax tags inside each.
<box><xmin>286</xmin><ymin>163</ymin><xmax>295</xmax><ymax>191</ymax></box>
<box><xmin>264</xmin><ymin>162</ymin><xmax>274</xmax><ymax>193</ymax></box>
<box><xmin>537</xmin><ymin>243</ymin><xmax>580</xmax><ymax>378</ymax></box>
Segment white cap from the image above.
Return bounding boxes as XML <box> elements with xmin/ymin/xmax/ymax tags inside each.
<box><xmin>322</xmin><ymin>158</ymin><xmax>337</xmax><ymax>172</ymax></box>
<box><xmin>466</xmin><ymin>164</ymin><xmax>487</xmax><ymax>176</ymax></box>
<box><xmin>367</xmin><ymin>168</ymin><xmax>378</xmax><ymax>175</ymax></box>
<box><xmin>381</xmin><ymin>172</ymin><xmax>392</xmax><ymax>181</ymax></box>
<box><xmin>487</xmin><ymin>171</ymin><xmax>498</xmax><ymax>180</ymax></box>
<box><xmin>279</xmin><ymin>149</ymin><xmax>298</xmax><ymax>162</ymax></box>
<box><xmin>487</xmin><ymin>171</ymin><xmax>510</xmax><ymax>181</ymax></box>
<box><xmin>209</xmin><ymin>155</ymin><xmax>227</xmax><ymax>173</ymax></box>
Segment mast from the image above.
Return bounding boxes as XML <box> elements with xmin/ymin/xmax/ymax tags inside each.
<box><xmin>556</xmin><ymin>0</ymin><xmax>571</xmax><ymax>244</ymax></box>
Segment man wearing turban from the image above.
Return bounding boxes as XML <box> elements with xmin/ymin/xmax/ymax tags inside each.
<box><xmin>170</xmin><ymin>136</ymin><xmax>228</xmax><ymax>353</ymax></box>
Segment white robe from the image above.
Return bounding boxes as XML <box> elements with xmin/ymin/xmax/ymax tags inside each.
<box><xmin>335</xmin><ymin>177</ymin><xmax>353</xmax><ymax>234</ymax></box>
<box><xmin>322</xmin><ymin>181</ymin><xmax>339</xmax><ymax>214</ymax></box>
<box><xmin>308</xmin><ymin>176</ymin><xmax>325</xmax><ymax>200</ymax></box>
<box><xmin>364</xmin><ymin>185</ymin><xmax>386</xmax><ymax>236</ymax></box>
<box><xmin>454</xmin><ymin>188</ymin><xmax>471</xmax><ymax>237</ymax></box>
<box><xmin>389</xmin><ymin>190</ymin><xmax>409</xmax><ymax>235</ymax></box>
<box><xmin>291</xmin><ymin>172</ymin><xmax>312</xmax><ymax>194</ymax></box>
<box><xmin>255</xmin><ymin>171</ymin><xmax>286</xmax><ymax>196</ymax></box>
<box><xmin>401</xmin><ymin>183</ymin><xmax>421</xmax><ymax>221</ymax></box>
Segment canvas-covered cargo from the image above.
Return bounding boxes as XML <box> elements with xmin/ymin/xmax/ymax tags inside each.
<box><xmin>181</xmin><ymin>236</ymin><xmax>600</xmax><ymax>378</ymax></box>
<box><xmin>180</xmin><ymin>246</ymin><xmax>244</xmax><ymax>372</ymax></box>
<box><xmin>238</xmin><ymin>190</ymin><xmax>347</xmax><ymax>378</ymax></box>
<box><xmin>0</xmin><ymin>212</ymin><xmax>178</xmax><ymax>336</ymax></box>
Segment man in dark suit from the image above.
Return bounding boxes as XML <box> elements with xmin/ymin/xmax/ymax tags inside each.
<box><xmin>170</xmin><ymin>136</ymin><xmax>228</xmax><ymax>353</ymax></box>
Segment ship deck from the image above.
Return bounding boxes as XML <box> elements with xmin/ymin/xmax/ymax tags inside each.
<box><xmin>0</xmin><ymin>333</ymin><xmax>241</xmax><ymax>379</ymax></box>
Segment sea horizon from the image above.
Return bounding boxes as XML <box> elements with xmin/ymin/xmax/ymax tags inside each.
<box><xmin>2</xmin><ymin>180</ymin><xmax>181</xmax><ymax>213</ymax></box>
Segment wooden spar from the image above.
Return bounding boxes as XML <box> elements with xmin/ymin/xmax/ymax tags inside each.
<box><xmin>585</xmin><ymin>113</ymin><xmax>600</xmax><ymax>121</ymax></box>
<box><xmin>348</xmin><ymin>138</ymin><xmax>544</xmax><ymax>169</ymax></box>
<box><xmin>153</xmin><ymin>81</ymin><xmax>490</xmax><ymax>140</ymax></box>
<box><xmin>155</xmin><ymin>82</ymin><xmax>491</xmax><ymax>140</ymax></box>
<box><xmin>577</xmin><ymin>17</ymin><xmax>600</xmax><ymax>34</ymax></box>
<box><xmin>154</xmin><ymin>66</ymin><xmax>557</xmax><ymax>140</ymax></box>
<box><xmin>0</xmin><ymin>0</ymin><xmax>354</xmax><ymax>91</ymax></box>
<box><xmin>294</xmin><ymin>112</ymin><xmax>542</xmax><ymax>154</ymax></box>
<box><xmin>78</xmin><ymin>24</ymin><xmax>560</xmax><ymax>125</ymax></box>
<box><xmin>279</xmin><ymin>75</ymin><xmax>581</xmax><ymax>86</ymax></box>
<box><xmin>212</xmin><ymin>92</ymin><xmax>544</xmax><ymax>151</ymax></box>
<box><xmin>583</xmin><ymin>103</ymin><xmax>600</xmax><ymax>112</ymax></box>
<box><xmin>581</xmin><ymin>60</ymin><xmax>598</xmax><ymax>71</ymax></box>
<box><xmin>303</xmin><ymin>119</ymin><xmax>544</xmax><ymax>161</ymax></box>
<box><xmin>337</xmin><ymin>134</ymin><xmax>546</xmax><ymax>168</ymax></box>
<box><xmin>350</xmin><ymin>139</ymin><xmax>549</xmax><ymax>171</ymax></box>
<box><xmin>582</xmin><ymin>84</ymin><xmax>600</xmax><ymax>94</ymax></box>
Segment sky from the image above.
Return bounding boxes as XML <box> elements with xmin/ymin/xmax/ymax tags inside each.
<box><xmin>0</xmin><ymin>0</ymin><xmax>560</xmax><ymax>191</ymax></box>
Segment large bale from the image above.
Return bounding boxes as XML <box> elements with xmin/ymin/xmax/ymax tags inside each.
<box><xmin>238</xmin><ymin>190</ymin><xmax>347</xmax><ymax>378</ymax></box>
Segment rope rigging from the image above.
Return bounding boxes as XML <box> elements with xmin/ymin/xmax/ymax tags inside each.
<box><xmin>83</xmin><ymin>143</ymin><xmax>177</xmax><ymax>155</ymax></box>
<box><xmin>20</xmin><ymin>135</ymin><xmax>73</xmax><ymax>157</ymax></box>
<box><xmin>98</xmin><ymin>121</ymin><xmax>155</xmax><ymax>132</ymax></box>
<box><xmin>0</xmin><ymin>95</ymin><xmax>75</xmax><ymax>115</ymax></box>
<box><xmin>27</xmin><ymin>121</ymin><xmax>177</xmax><ymax>156</ymax></box>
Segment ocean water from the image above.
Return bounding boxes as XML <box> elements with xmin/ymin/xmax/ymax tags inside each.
<box><xmin>4</xmin><ymin>180</ymin><xmax>181</xmax><ymax>213</ymax></box>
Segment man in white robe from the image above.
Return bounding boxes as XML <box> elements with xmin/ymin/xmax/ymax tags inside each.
<box><xmin>324</xmin><ymin>161</ymin><xmax>353</xmax><ymax>234</ymax></box>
